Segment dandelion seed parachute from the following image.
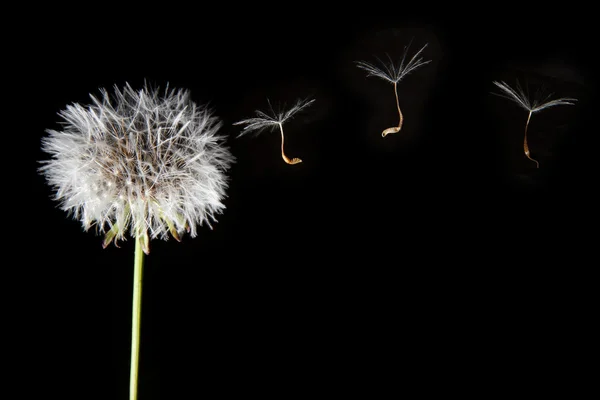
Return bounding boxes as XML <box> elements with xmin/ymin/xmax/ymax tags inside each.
<box><xmin>492</xmin><ymin>80</ymin><xmax>577</xmax><ymax>168</ymax></box>
<box><xmin>356</xmin><ymin>42</ymin><xmax>431</xmax><ymax>137</ymax></box>
<box><xmin>233</xmin><ymin>98</ymin><xmax>314</xmax><ymax>165</ymax></box>
<box><xmin>40</xmin><ymin>83</ymin><xmax>235</xmax><ymax>254</ymax></box>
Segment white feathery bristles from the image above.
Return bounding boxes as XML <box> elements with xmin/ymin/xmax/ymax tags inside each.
<box><xmin>492</xmin><ymin>80</ymin><xmax>577</xmax><ymax>113</ymax></box>
<box><xmin>40</xmin><ymin>82</ymin><xmax>235</xmax><ymax>254</ymax></box>
<box><xmin>356</xmin><ymin>43</ymin><xmax>431</xmax><ymax>84</ymax></box>
<box><xmin>233</xmin><ymin>98</ymin><xmax>315</xmax><ymax>136</ymax></box>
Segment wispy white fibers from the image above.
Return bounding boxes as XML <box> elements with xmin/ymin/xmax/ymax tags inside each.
<box><xmin>492</xmin><ymin>80</ymin><xmax>577</xmax><ymax>113</ymax></box>
<box><xmin>40</xmin><ymin>82</ymin><xmax>235</xmax><ymax>254</ymax></box>
<box><xmin>356</xmin><ymin>42</ymin><xmax>431</xmax><ymax>85</ymax></box>
<box><xmin>234</xmin><ymin>98</ymin><xmax>315</xmax><ymax>137</ymax></box>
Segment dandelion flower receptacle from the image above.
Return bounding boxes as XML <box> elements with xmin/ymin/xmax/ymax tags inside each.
<box><xmin>356</xmin><ymin>42</ymin><xmax>431</xmax><ymax>137</ymax></box>
<box><xmin>233</xmin><ymin>98</ymin><xmax>315</xmax><ymax>165</ymax></box>
<box><xmin>492</xmin><ymin>80</ymin><xmax>577</xmax><ymax>168</ymax></box>
<box><xmin>40</xmin><ymin>83</ymin><xmax>235</xmax><ymax>254</ymax></box>
<box><xmin>39</xmin><ymin>82</ymin><xmax>234</xmax><ymax>400</ymax></box>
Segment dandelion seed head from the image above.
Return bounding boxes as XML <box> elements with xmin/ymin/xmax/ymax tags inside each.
<box><xmin>40</xmin><ymin>83</ymin><xmax>235</xmax><ymax>253</ymax></box>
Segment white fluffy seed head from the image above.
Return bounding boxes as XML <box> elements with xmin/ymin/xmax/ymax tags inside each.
<box><xmin>40</xmin><ymin>82</ymin><xmax>235</xmax><ymax>254</ymax></box>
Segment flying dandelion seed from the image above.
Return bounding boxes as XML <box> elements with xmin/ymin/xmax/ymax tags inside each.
<box><xmin>39</xmin><ymin>82</ymin><xmax>234</xmax><ymax>400</ymax></box>
<box><xmin>492</xmin><ymin>80</ymin><xmax>577</xmax><ymax>168</ymax></box>
<box><xmin>233</xmin><ymin>98</ymin><xmax>315</xmax><ymax>165</ymax></box>
<box><xmin>356</xmin><ymin>42</ymin><xmax>431</xmax><ymax>137</ymax></box>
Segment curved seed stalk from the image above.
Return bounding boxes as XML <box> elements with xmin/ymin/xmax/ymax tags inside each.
<box><xmin>382</xmin><ymin>82</ymin><xmax>404</xmax><ymax>137</ymax></box>
<box><xmin>279</xmin><ymin>123</ymin><xmax>302</xmax><ymax>164</ymax></box>
<box><xmin>523</xmin><ymin>111</ymin><xmax>539</xmax><ymax>168</ymax></box>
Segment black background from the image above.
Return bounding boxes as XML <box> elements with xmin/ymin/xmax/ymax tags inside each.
<box><xmin>19</xmin><ymin>6</ymin><xmax>596</xmax><ymax>398</ymax></box>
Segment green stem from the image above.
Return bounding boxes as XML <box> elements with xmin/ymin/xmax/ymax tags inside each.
<box><xmin>130</xmin><ymin>236</ymin><xmax>145</xmax><ymax>400</ymax></box>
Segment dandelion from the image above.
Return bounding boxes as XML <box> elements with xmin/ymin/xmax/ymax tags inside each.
<box><xmin>233</xmin><ymin>98</ymin><xmax>315</xmax><ymax>165</ymax></box>
<box><xmin>39</xmin><ymin>82</ymin><xmax>234</xmax><ymax>400</ymax></box>
<box><xmin>492</xmin><ymin>80</ymin><xmax>577</xmax><ymax>168</ymax></box>
<box><xmin>356</xmin><ymin>42</ymin><xmax>431</xmax><ymax>137</ymax></box>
